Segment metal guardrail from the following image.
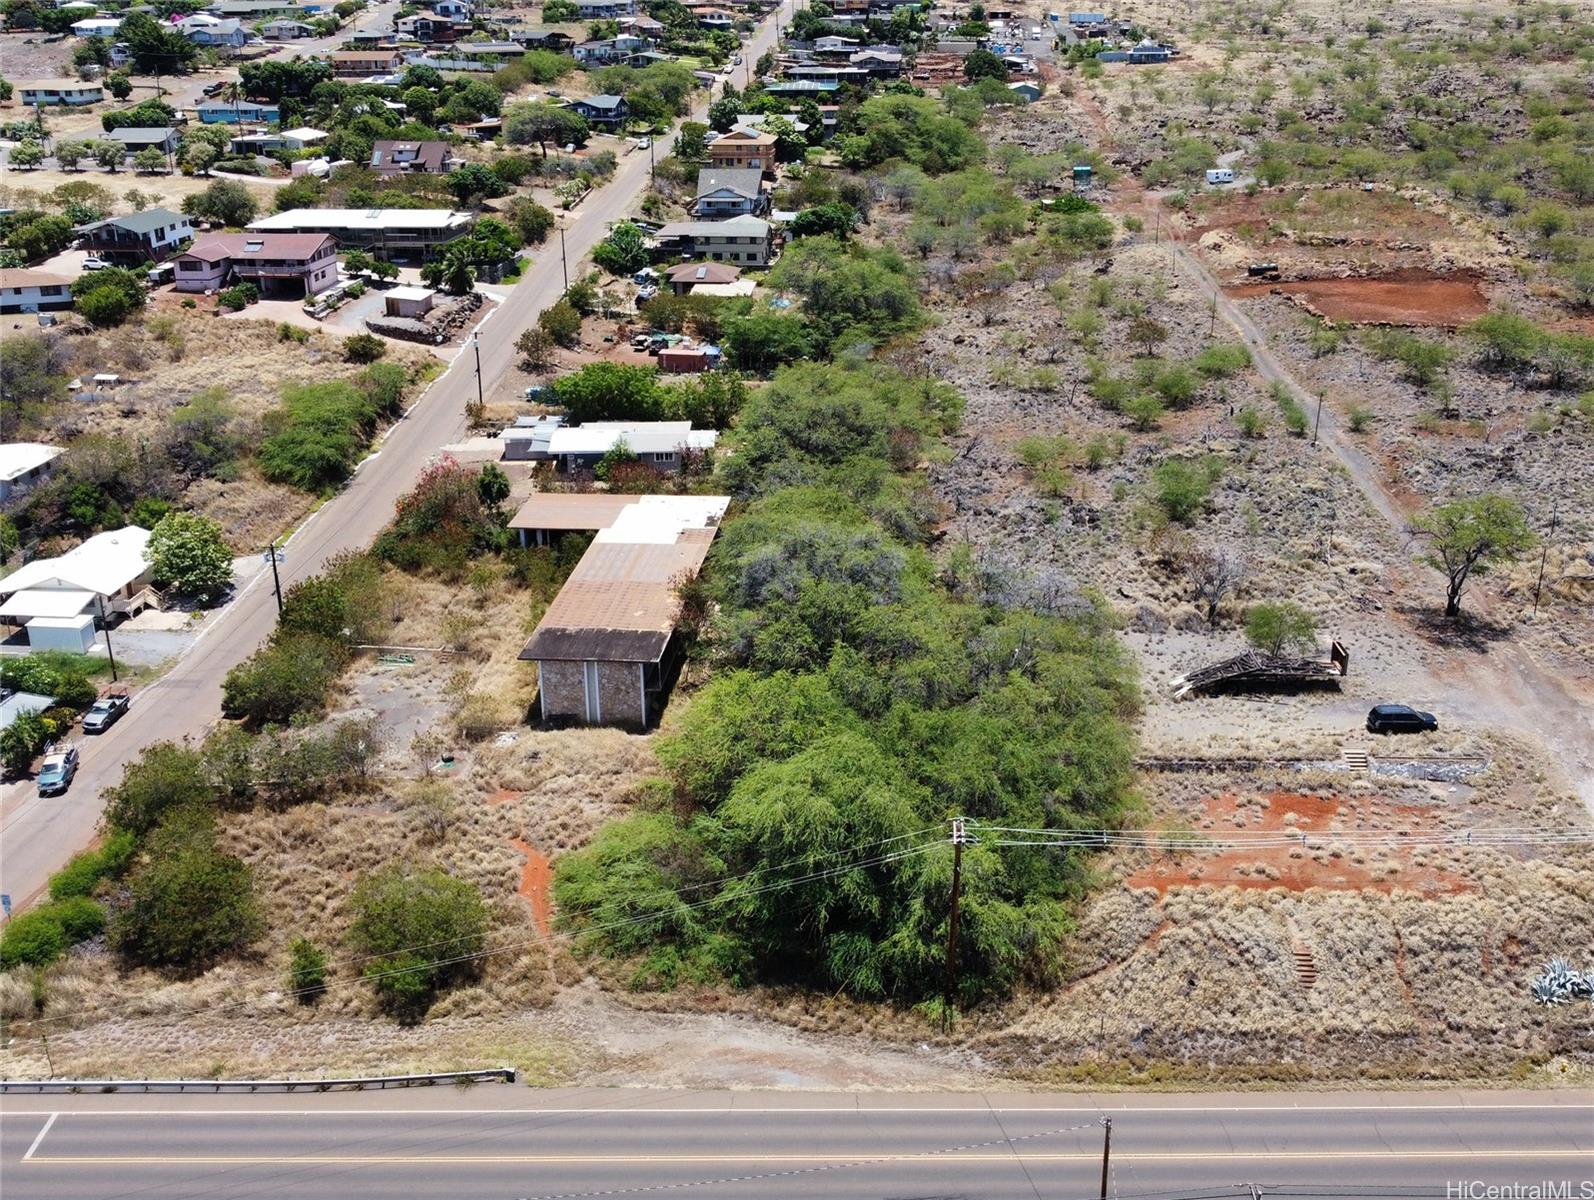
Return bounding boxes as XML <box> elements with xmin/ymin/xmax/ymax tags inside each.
<box><xmin>0</xmin><ymin>1068</ymin><xmax>516</xmax><ymax>1094</ymax></box>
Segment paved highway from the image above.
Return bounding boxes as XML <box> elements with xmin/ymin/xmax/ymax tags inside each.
<box><xmin>1</xmin><ymin>1088</ymin><xmax>1589</xmax><ymax>1199</ymax></box>
<box><xmin>0</xmin><ymin>6</ymin><xmax>786</xmax><ymax>914</ymax></box>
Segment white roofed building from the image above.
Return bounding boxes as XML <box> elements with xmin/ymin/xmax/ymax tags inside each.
<box><xmin>0</xmin><ymin>443</ymin><xmax>63</xmax><ymax>501</ymax></box>
<box><xmin>247</xmin><ymin>208</ymin><xmax>476</xmax><ymax>260</ymax></box>
<box><xmin>0</xmin><ymin>526</ymin><xmax>159</xmax><ymax>648</ymax></box>
<box><xmin>541</xmin><ymin>421</ymin><xmax>718</xmax><ymax>474</ymax></box>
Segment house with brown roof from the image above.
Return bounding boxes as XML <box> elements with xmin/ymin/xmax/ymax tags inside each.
<box><xmin>0</xmin><ymin>269</ymin><xmax>75</xmax><ymax>315</ymax></box>
<box><xmin>328</xmin><ymin>49</ymin><xmax>404</xmax><ymax>77</ymax></box>
<box><xmin>174</xmin><ymin>232</ymin><xmax>338</xmax><ymax>298</ymax></box>
<box><xmin>665</xmin><ymin>260</ymin><xmax>741</xmax><ymax>294</ymax></box>
<box><xmin>707</xmin><ymin>128</ymin><xmax>777</xmax><ymax>173</ymax></box>
<box><xmin>514</xmin><ymin>495</ymin><xmax>730</xmax><ymax>728</ymax></box>
<box><xmin>370</xmin><ymin>139</ymin><xmax>456</xmax><ymax>175</ymax></box>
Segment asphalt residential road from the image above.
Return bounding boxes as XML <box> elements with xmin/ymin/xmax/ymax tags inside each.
<box><xmin>0</xmin><ymin>4</ymin><xmax>787</xmax><ymax>915</ymax></box>
<box><xmin>0</xmin><ymin>1088</ymin><xmax>1589</xmax><ymax>1199</ymax></box>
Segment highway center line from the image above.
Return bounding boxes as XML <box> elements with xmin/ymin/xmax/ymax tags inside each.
<box><xmin>22</xmin><ymin>1112</ymin><xmax>58</xmax><ymax>1161</ymax></box>
<box><xmin>22</xmin><ymin>1150</ymin><xmax>1594</xmax><ymax>1166</ymax></box>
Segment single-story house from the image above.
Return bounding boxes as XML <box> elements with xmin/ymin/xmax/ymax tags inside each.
<box><xmin>69</xmin><ymin>16</ymin><xmax>121</xmax><ymax>36</ymax></box>
<box><xmin>370</xmin><ymin>139</ymin><xmax>454</xmax><ymax>175</ymax></box>
<box><xmin>0</xmin><ymin>442</ymin><xmax>64</xmax><ymax>500</ymax></box>
<box><xmin>707</xmin><ymin>129</ymin><xmax>776</xmax><ymax>172</ymax></box>
<box><xmin>732</xmin><ymin>112</ymin><xmax>809</xmax><ymax>138</ymax></box>
<box><xmin>657</xmin><ymin>345</ymin><xmax>712</xmax><ymax>373</ymax></box>
<box><xmin>383</xmin><ymin>284</ymin><xmax>435</xmax><ymax>317</ymax></box>
<box><xmin>209</xmin><ymin>0</ymin><xmax>324</xmax><ymax>16</ymax></box>
<box><xmin>197</xmin><ymin>99</ymin><xmax>282</xmax><ymax>123</ymax></box>
<box><xmin>228</xmin><ymin>126</ymin><xmax>325</xmax><ymax>153</ymax></box>
<box><xmin>813</xmin><ymin>34</ymin><xmax>860</xmax><ymax>52</ymax></box>
<box><xmin>850</xmin><ymin>48</ymin><xmax>904</xmax><ymax>74</ymax></box>
<box><xmin>763</xmin><ymin>80</ymin><xmax>839</xmax><ymax>96</ymax></box>
<box><xmin>247</xmin><ymin>208</ymin><xmax>475</xmax><ymax>260</ymax></box>
<box><xmin>0</xmin><ymin>271</ymin><xmax>75</xmax><ymax>316</ymax></box>
<box><xmin>655</xmin><ymin>215</ymin><xmax>774</xmax><ymax>267</ymax></box>
<box><xmin>18</xmin><ymin>79</ymin><xmax>104</xmax><ymax>106</ymax></box>
<box><xmin>515</xmin><ymin>494</ymin><xmax>730</xmax><ymax>729</ymax></box>
<box><xmin>175</xmin><ymin>232</ymin><xmax>338</xmax><ymax>298</ymax></box>
<box><xmin>75</xmin><ymin>207</ymin><xmax>193</xmax><ymax>265</ymax></box>
<box><xmin>542</xmin><ymin>421</ymin><xmax>719</xmax><ymax>474</ymax></box>
<box><xmin>1068</xmin><ymin>12</ymin><xmax>1108</xmax><ymax>25</ymax></box>
<box><xmin>0</xmin><ymin>526</ymin><xmax>158</xmax><ymax>648</ymax></box>
<box><xmin>500</xmin><ymin>414</ymin><xmax>566</xmax><ymax>462</ymax></box>
<box><xmin>261</xmin><ymin>18</ymin><xmax>316</xmax><ymax>36</ymax></box>
<box><xmin>0</xmin><ymin>690</ymin><xmax>57</xmax><ymax>734</ymax></box>
<box><xmin>1008</xmin><ymin>80</ymin><xmax>1042</xmax><ymax>101</ymax></box>
<box><xmin>105</xmin><ymin>126</ymin><xmax>180</xmax><ymax>154</ymax></box>
<box><xmin>570</xmin><ymin>94</ymin><xmax>629</xmax><ymax>130</ymax></box>
<box><xmin>691</xmin><ymin>167</ymin><xmax>768</xmax><ymax>218</ymax></box>
<box><xmin>664</xmin><ymin>260</ymin><xmax>741</xmax><ymax>295</ymax></box>
<box><xmin>328</xmin><ymin>49</ymin><xmax>405</xmax><ymax>77</ymax></box>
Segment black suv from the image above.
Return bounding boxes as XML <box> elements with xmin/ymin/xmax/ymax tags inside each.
<box><xmin>1366</xmin><ymin>704</ymin><xmax>1438</xmax><ymax>734</ymax></box>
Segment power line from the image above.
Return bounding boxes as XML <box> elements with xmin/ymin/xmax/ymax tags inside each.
<box><xmin>19</xmin><ymin>837</ymin><xmax>946</xmax><ymax>1033</ymax></box>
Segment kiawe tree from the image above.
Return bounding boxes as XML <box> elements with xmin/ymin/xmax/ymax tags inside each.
<box><xmin>1410</xmin><ymin>494</ymin><xmax>1536</xmax><ymax>618</ymax></box>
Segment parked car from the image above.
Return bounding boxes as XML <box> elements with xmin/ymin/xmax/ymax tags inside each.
<box><xmin>202</xmin><ymin>80</ymin><xmax>227</xmax><ymax>96</ymax></box>
<box><xmin>523</xmin><ymin>384</ymin><xmax>549</xmax><ymax>400</ymax></box>
<box><xmin>82</xmin><ymin>256</ymin><xmax>111</xmax><ymax>271</ymax></box>
<box><xmin>1366</xmin><ymin>704</ymin><xmax>1438</xmax><ymax>735</ymax></box>
<box><xmin>37</xmin><ymin>746</ymin><xmax>80</xmax><ymax>796</ymax></box>
<box><xmin>82</xmin><ymin>692</ymin><xmax>130</xmax><ymax>733</ymax></box>
<box><xmin>637</xmin><ymin>284</ymin><xmax>658</xmax><ymax>302</ymax></box>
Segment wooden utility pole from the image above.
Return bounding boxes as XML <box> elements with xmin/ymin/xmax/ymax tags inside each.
<box><xmin>941</xmin><ymin>817</ymin><xmax>968</xmax><ymax>1028</ymax></box>
<box><xmin>1532</xmin><ymin>498</ymin><xmax>1559</xmax><ymax>618</ymax></box>
<box><xmin>1098</xmin><ymin>1116</ymin><xmax>1112</xmax><ymax>1199</ymax></box>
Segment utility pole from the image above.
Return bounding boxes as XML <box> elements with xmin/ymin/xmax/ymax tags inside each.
<box><xmin>941</xmin><ymin>817</ymin><xmax>970</xmax><ymax>1029</ymax></box>
<box><xmin>559</xmin><ymin>222</ymin><xmax>569</xmax><ymax>291</ymax></box>
<box><xmin>470</xmin><ymin>332</ymin><xmax>485</xmax><ymax>420</ymax></box>
<box><xmin>649</xmin><ymin>133</ymin><xmax>656</xmax><ymax>182</ymax></box>
<box><xmin>95</xmin><ymin>596</ymin><xmax>119</xmax><ymax>684</ymax></box>
<box><xmin>265</xmin><ymin>541</ymin><xmax>284</xmax><ymax>616</ymax></box>
<box><xmin>1311</xmin><ymin>390</ymin><xmax>1324</xmax><ymax>445</ymax></box>
<box><xmin>1098</xmin><ymin>1117</ymin><xmax>1112</xmax><ymax>1200</ymax></box>
<box><xmin>1208</xmin><ymin>291</ymin><xmax>1217</xmax><ymax>338</ymax></box>
<box><xmin>1531</xmin><ymin>498</ymin><xmax>1559</xmax><ymax>619</ymax></box>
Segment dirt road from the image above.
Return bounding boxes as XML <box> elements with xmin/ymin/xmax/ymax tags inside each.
<box><xmin>1165</xmin><ymin>232</ymin><xmax>1594</xmax><ymax>814</ymax></box>
<box><xmin>0</xmin><ymin>5</ymin><xmax>789</xmax><ymax>915</ymax></box>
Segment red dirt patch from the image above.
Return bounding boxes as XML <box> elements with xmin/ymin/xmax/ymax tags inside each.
<box><xmin>509</xmin><ymin>836</ymin><xmax>553</xmax><ymax>936</ymax></box>
<box><xmin>1127</xmin><ymin>792</ymin><xmax>1472</xmax><ymax>897</ymax></box>
<box><xmin>1224</xmin><ymin>270</ymin><xmax>1488</xmax><ymax>327</ymax></box>
<box><xmin>487</xmin><ymin>787</ymin><xmax>522</xmax><ymax>806</ymax></box>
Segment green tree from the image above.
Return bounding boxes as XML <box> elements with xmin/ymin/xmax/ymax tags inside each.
<box><xmin>550</xmin><ymin>362</ymin><xmax>661</xmax><ymax>422</ymax></box>
<box><xmin>147</xmin><ymin>511</ymin><xmax>234</xmax><ymax>599</ymax></box>
<box><xmin>542</xmin><ymin>0</ymin><xmax>578</xmax><ymax>18</ymax></box>
<box><xmin>1410</xmin><ymin>494</ymin><xmax>1536</xmax><ymax>618</ymax></box>
<box><xmin>71</xmin><ymin>266</ymin><xmax>146</xmax><ymax>327</ymax></box>
<box><xmin>963</xmin><ymin>48</ymin><xmax>1009</xmax><ymax>81</ymax></box>
<box><xmin>1128</xmin><ymin>315</ymin><xmax>1168</xmax><ymax>356</ymax></box>
<box><xmin>118</xmin><ymin>10</ymin><xmax>197</xmax><ymax>72</ymax></box>
<box><xmin>1245</xmin><ymin>601</ymin><xmax>1319</xmax><ymax>656</ymax></box>
<box><xmin>222</xmin><ymin>633</ymin><xmax>344</xmax><ymax>724</ymax></box>
<box><xmin>790</xmin><ymin>203</ymin><xmax>861</xmax><ymax>240</ymax></box>
<box><xmin>54</xmin><ymin>139</ymin><xmax>88</xmax><ymax>171</ymax></box>
<box><xmin>348</xmin><ymin>866</ymin><xmax>488</xmax><ymax>1021</ymax></box>
<box><xmin>446</xmin><ymin>162</ymin><xmax>509</xmax><ymax>206</ymax></box>
<box><xmin>516</xmin><ymin>327</ymin><xmax>557</xmax><ymax>370</ymax></box>
<box><xmin>505</xmin><ymin>196</ymin><xmax>555</xmax><ymax>245</ymax></box>
<box><xmin>182</xmin><ymin>179</ymin><xmax>257</xmax><ymax>227</ymax></box>
<box><xmin>105</xmin><ymin>70</ymin><xmax>133</xmax><ymax>100</ymax></box>
<box><xmin>8</xmin><ymin>139</ymin><xmax>44</xmax><ymax>169</ymax></box>
<box><xmin>675</xmin><ymin>120</ymin><xmax>709</xmax><ymax>163</ymax></box>
<box><xmin>132</xmin><ymin>146</ymin><xmax>168</xmax><ymax>174</ymax></box>
<box><xmin>1151</xmin><ymin>457</ymin><xmax>1221</xmax><ymax>524</ymax></box>
<box><xmin>103</xmin><ymin>741</ymin><xmax>212</xmax><ymax>836</ymax></box>
<box><xmin>503</xmin><ymin>101</ymin><xmax>589</xmax><ymax>156</ymax></box>
<box><xmin>538</xmin><ymin>298</ymin><xmax>582</xmax><ymax>347</ymax></box>
<box><xmin>110</xmin><ymin>811</ymin><xmax>262</xmax><ymax>970</ymax></box>
<box><xmin>591</xmin><ymin>221</ymin><xmax>649</xmax><ymax>276</ymax></box>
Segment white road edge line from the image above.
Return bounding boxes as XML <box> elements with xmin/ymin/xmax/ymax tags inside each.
<box><xmin>23</xmin><ymin>1112</ymin><xmax>58</xmax><ymax>1161</ymax></box>
<box><xmin>2</xmin><ymin>1104</ymin><xmax>1590</xmax><ymax>1117</ymax></box>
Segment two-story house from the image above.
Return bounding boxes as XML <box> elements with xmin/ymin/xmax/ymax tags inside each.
<box><xmin>654</xmin><ymin>215</ymin><xmax>774</xmax><ymax>267</ymax></box>
<box><xmin>370</xmin><ymin>139</ymin><xmax>456</xmax><ymax>175</ymax></box>
<box><xmin>174</xmin><ymin>232</ymin><xmax>338</xmax><ymax>298</ymax></box>
<box><xmin>76</xmin><ymin>208</ymin><xmax>194</xmax><ymax>266</ymax></box>
<box><xmin>570</xmin><ymin>94</ymin><xmax>629</xmax><ymax>130</ymax></box>
<box><xmin>247</xmin><ymin>208</ymin><xmax>476</xmax><ymax>261</ymax></box>
<box><xmin>575</xmin><ymin>0</ymin><xmax>635</xmax><ymax>18</ymax></box>
<box><xmin>707</xmin><ymin>129</ymin><xmax>777</xmax><ymax>173</ymax></box>
<box><xmin>179</xmin><ymin>14</ymin><xmax>249</xmax><ymax>46</ymax></box>
<box><xmin>429</xmin><ymin>0</ymin><xmax>471</xmax><ymax>17</ymax></box>
<box><xmin>328</xmin><ymin>49</ymin><xmax>405</xmax><ymax>77</ymax></box>
<box><xmin>691</xmin><ymin>167</ymin><xmax>769</xmax><ymax>218</ymax></box>
<box><xmin>197</xmin><ymin>99</ymin><xmax>282</xmax><ymax>123</ymax></box>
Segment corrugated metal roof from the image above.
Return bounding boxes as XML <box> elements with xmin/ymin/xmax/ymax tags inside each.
<box><xmin>508</xmin><ymin>492</ymin><xmax>637</xmax><ymax>531</ymax></box>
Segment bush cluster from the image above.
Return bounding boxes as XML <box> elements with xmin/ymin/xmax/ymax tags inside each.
<box><xmin>258</xmin><ymin>365</ymin><xmax>409</xmax><ymax>492</ymax></box>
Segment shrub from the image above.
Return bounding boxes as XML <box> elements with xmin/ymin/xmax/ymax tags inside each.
<box><xmin>0</xmin><ymin>907</ymin><xmax>69</xmax><ymax>968</ymax></box>
<box><xmin>1346</xmin><ymin>402</ymin><xmax>1373</xmax><ymax>432</ymax></box>
<box><xmin>104</xmin><ymin>742</ymin><xmax>212</xmax><ymax>835</ymax></box>
<box><xmin>221</xmin><ymin>633</ymin><xmax>344</xmax><ymax>725</ymax></box>
<box><xmin>538</xmin><ymin>298</ymin><xmax>582</xmax><ymax>347</ymax></box>
<box><xmin>1151</xmin><ymin>457</ymin><xmax>1221</xmax><ymax>524</ymax></box>
<box><xmin>348</xmin><ymin>866</ymin><xmax>488</xmax><ymax>1020</ymax></box>
<box><xmin>217</xmin><ymin>283</ymin><xmax>258</xmax><ymax>311</ymax></box>
<box><xmin>51</xmin><ymin>895</ymin><xmax>107</xmax><ymax>943</ymax></box>
<box><xmin>1235</xmin><ymin>406</ymin><xmax>1267</xmax><ymax>438</ymax></box>
<box><xmin>1192</xmin><ymin>343</ymin><xmax>1251</xmax><ymax>377</ymax></box>
<box><xmin>1124</xmin><ymin>392</ymin><xmax>1164</xmax><ymax>431</ymax></box>
<box><xmin>1245</xmin><ymin>600</ymin><xmax>1319</xmax><ymax>656</ymax></box>
<box><xmin>550</xmin><ymin>362</ymin><xmax>661</xmax><ymax>423</ymax></box>
<box><xmin>288</xmin><ymin>937</ymin><xmax>328</xmax><ymax>1002</ymax></box>
<box><xmin>374</xmin><ymin>460</ymin><xmax>506</xmax><ymax>577</ymax></box>
<box><xmin>258</xmin><ymin>379</ymin><xmax>380</xmax><ymax>492</ymax></box>
<box><xmin>343</xmin><ymin>332</ymin><xmax>387</xmax><ymax>364</ymax></box>
<box><xmin>1273</xmin><ymin>383</ymin><xmax>1308</xmax><ymax>435</ymax></box>
<box><xmin>110</xmin><ymin>810</ymin><xmax>262</xmax><ymax>970</ymax></box>
<box><xmin>48</xmin><ymin>830</ymin><xmax>137</xmax><ymax>900</ymax></box>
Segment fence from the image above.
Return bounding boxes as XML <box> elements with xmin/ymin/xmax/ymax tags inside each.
<box><xmin>0</xmin><ymin>1068</ymin><xmax>516</xmax><ymax>1094</ymax></box>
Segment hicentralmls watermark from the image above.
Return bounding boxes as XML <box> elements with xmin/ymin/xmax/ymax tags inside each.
<box><xmin>1447</xmin><ymin>1184</ymin><xmax>1594</xmax><ymax>1200</ymax></box>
